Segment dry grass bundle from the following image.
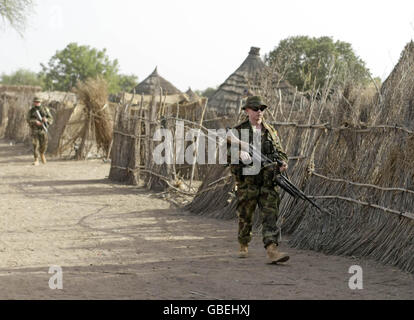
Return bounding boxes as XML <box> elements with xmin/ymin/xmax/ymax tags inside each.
<box><xmin>74</xmin><ymin>77</ymin><xmax>113</xmax><ymax>159</ymax></box>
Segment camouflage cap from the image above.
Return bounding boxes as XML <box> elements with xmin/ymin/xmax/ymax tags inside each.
<box><xmin>242</xmin><ymin>95</ymin><xmax>268</xmax><ymax>110</ymax></box>
<box><xmin>33</xmin><ymin>97</ymin><xmax>42</xmax><ymax>103</ymax></box>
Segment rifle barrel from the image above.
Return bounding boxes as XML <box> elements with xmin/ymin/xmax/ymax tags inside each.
<box><xmin>227</xmin><ymin>130</ymin><xmax>332</xmax><ymax>216</ymax></box>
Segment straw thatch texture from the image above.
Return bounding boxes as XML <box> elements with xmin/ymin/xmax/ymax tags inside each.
<box><xmin>3</xmin><ymin>92</ymin><xmax>33</xmax><ymax>143</ymax></box>
<box><xmin>74</xmin><ymin>77</ymin><xmax>114</xmax><ymax>160</ymax></box>
<box><xmin>108</xmin><ymin>92</ymin><xmax>208</xmax><ymax>190</ymax></box>
<box><xmin>0</xmin><ymin>85</ymin><xmax>41</xmax><ymax>139</ymax></box>
<box><xmin>186</xmin><ymin>164</ymin><xmax>236</xmax><ymax>219</ymax></box>
<box><xmin>204</xmin><ymin>47</ymin><xmax>299</xmax><ymax>129</ymax></box>
<box><xmin>108</xmin><ymin>103</ymin><xmax>141</xmax><ymax>185</ymax></box>
<box><xmin>186</xmin><ymin>87</ymin><xmax>201</xmax><ymax>102</ymax></box>
<box><xmin>286</xmin><ymin>41</ymin><xmax>414</xmax><ymax>273</ymax></box>
<box><xmin>187</xmin><ymin>42</ymin><xmax>414</xmax><ymax>273</ymax></box>
<box><xmin>205</xmin><ymin>47</ymin><xmax>265</xmax><ymax>124</ymax></box>
<box><xmin>132</xmin><ymin>67</ymin><xmax>182</xmax><ymax>95</ymax></box>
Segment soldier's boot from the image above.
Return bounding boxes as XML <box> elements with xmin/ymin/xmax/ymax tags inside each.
<box><xmin>239</xmin><ymin>244</ymin><xmax>248</xmax><ymax>258</ymax></box>
<box><xmin>33</xmin><ymin>158</ymin><xmax>39</xmax><ymax>166</ymax></box>
<box><xmin>40</xmin><ymin>154</ymin><xmax>47</xmax><ymax>164</ymax></box>
<box><xmin>266</xmin><ymin>243</ymin><xmax>289</xmax><ymax>264</ymax></box>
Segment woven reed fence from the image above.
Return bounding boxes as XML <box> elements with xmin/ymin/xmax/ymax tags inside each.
<box><xmin>2</xmin><ymin>93</ymin><xmax>33</xmax><ymax>143</ymax></box>
<box><xmin>108</xmin><ymin>90</ymin><xmax>210</xmax><ymax>191</ymax></box>
<box><xmin>0</xmin><ymin>86</ymin><xmax>41</xmax><ymax>142</ymax></box>
<box><xmin>186</xmin><ymin>42</ymin><xmax>414</xmax><ymax>273</ymax></box>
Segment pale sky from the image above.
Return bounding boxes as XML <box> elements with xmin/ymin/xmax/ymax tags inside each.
<box><xmin>1</xmin><ymin>0</ymin><xmax>414</xmax><ymax>91</ymax></box>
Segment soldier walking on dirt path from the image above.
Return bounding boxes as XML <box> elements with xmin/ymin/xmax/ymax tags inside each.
<box><xmin>228</xmin><ymin>96</ymin><xmax>290</xmax><ymax>264</ymax></box>
<box><xmin>26</xmin><ymin>97</ymin><xmax>53</xmax><ymax>166</ymax></box>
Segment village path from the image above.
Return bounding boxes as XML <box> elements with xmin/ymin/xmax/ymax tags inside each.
<box><xmin>0</xmin><ymin>139</ymin><xmax>413</xmax><ymax>300</ymax></box>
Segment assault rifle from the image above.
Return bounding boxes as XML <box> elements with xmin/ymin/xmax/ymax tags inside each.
<box><xmin>35</xmin><ymin>110</ymin><xmax>49</xmax><ymax>133</ymax></box>
<box><xmin>227</xmin><ymin>131</ymin><xmax>332</xmax><ymax>216</ymax></box>
<box><xmin>261</xmin><ymin>149</ymin><xmax>332</xmax><ymax>216</ymax></box>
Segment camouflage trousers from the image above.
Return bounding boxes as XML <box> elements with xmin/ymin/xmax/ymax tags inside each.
<box><xmin>235</xmin><ymin>171</ymin><xmax>281</xmax><ymax>248</ymax></box>
<box><xmin>31</xmin><ymin>130</ymin><xmax>48</xmax><ymax>159</ymax></box>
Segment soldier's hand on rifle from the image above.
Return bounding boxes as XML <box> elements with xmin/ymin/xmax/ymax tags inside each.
<box><xmin>279</xmin><ymin>161</ymin><xmax>288</xmax><ymax>172</ymax></box>
<box><xmin>240</xmin><ymin>150</ymin><xmax>252</xmax><ymax>164</ymax></box>
<box><xmin>42</xmin><ymin>117</ymin><xmax>47</xmax><ymax>123</ymax></box>
<box><xmin>35</xmin><ymin>120</ymin><xmax>42</xmax><ymax>127</ymax></box>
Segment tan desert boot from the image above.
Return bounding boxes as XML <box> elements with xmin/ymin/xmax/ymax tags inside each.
<box><xmin>239</xmin><ymin>244</ymin><xmax>248</xmax><ymax>258</ymax></box>
<box><xmin>266</xmin><ymin>243</ymin><xmax>289</xmax><ymax>264</ymax></box>
<box><xmin>40</xmin><ymin>154</ymin><xmax>47</xmax><ymax>164</ymax></box>
<box><xmin>33</xmin><ymin>158</ymin><xmax>39</xmax><ymax>166</ymax></box>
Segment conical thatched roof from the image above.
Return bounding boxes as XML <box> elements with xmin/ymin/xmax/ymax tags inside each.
<box><xmin>185</xmin><ymin>87</ymin><xmax>201</xmax><ymax>102</ymax></box>
<box><xmin>206</xmin><ymin>47</ymin><xmax>264</xmax><ymax>117</ymax></box>
<box><xmin>206</xmin><ymin>47</ymin><xmax>297</xmax><ymax>121</ymax></box>
<box><xmin>132</xmin><ymin>67</ymin><xmax>182</xmax><ymax>95</ymax></box>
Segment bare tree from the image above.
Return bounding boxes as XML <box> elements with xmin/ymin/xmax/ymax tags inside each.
<box><xmin>0</xmin><ymin>0</ymin><xmax>34</xmax><ymax>35</ymax></box>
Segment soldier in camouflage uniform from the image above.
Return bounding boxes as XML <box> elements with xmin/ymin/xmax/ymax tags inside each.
<box><xmin>228</xmin><ymin>96</ymin><xmax>290</xmax><ymax>264</ymax></box>
<box><xmin>26</xmin><ymin>97</ymin><xmax>53</xmax><ymax>166</ymax></box>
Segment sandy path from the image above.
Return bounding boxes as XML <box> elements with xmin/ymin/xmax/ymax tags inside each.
<box><xmin>0</xmin><ymin>140</ymin><xmax>413</xmax><ymax>299</ymax></box>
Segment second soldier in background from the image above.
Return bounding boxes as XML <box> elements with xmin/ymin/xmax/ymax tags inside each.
<box><xmin>26</xmin><ymin>97</ymin><xmax>53</xmax><ymax>166</ymax></box>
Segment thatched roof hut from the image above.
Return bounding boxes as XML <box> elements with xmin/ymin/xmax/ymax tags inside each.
<box><xmin>185</xmin><ymin>87</ymin><xmax>201</xmax><ymax>102</ymax></box>
<box><xmin>205</xmin><ymin>47</ymin><xmax>299</xmax><ymax>125</ymax></box>
<box><xmin>206</xmin><ymin>47</ymin><xmax>265</xmax><ymax>118</ymax></box>
<box><xmin>132</xmin><ymin>67</ymin><xmax>182</xmax><ymax>95</ymax></box>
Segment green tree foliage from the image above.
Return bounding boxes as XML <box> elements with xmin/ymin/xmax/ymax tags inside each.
<box><xmin>0</xmin><ymin>68</ymin><xmax>44</xmax><ymax>87</ymax></box>
<box><xmin>195</xmin><ymin>87</ymin><xmax>217</xmax><ymax>99</ymax></box>
<box><xmin>0</xmin><ymin>0</ymin><xmax>34</xmax><ymax>34</ymax></box>
<box><xmin>118</xmin><ymin>74</ymin><xmax>139</xmax><ymax>93</ymax></box>
<box><xmin>40</xmin><ymin>43</ymin><xmax>121</xmax><ymax>94</ymax></box>
<box><xmin>265</xmin><ymin>36</ymin><xmax>371</xmax><ymax>92</ymax></box>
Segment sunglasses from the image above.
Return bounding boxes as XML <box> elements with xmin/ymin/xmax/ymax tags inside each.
<box><xmin>248</xmin><ymin>106</ymin><xmax>266</xmax><ymax>112</ymax></box>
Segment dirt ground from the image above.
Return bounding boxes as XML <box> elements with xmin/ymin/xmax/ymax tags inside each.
<box><xmin>0</xmin><ymin>139</ymin><xmax>413</xmax><ymax>300</ymax></box>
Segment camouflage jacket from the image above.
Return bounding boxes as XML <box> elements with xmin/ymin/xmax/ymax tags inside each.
<box><xmin>26</xmin><ymin>105</ymin><xmax>54</xmax><ymax>133</ymax></box>
<box><xmin>228</xmin><ymin>119</ymin><xmax>288</xmax><ymax>176</ymax></box>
